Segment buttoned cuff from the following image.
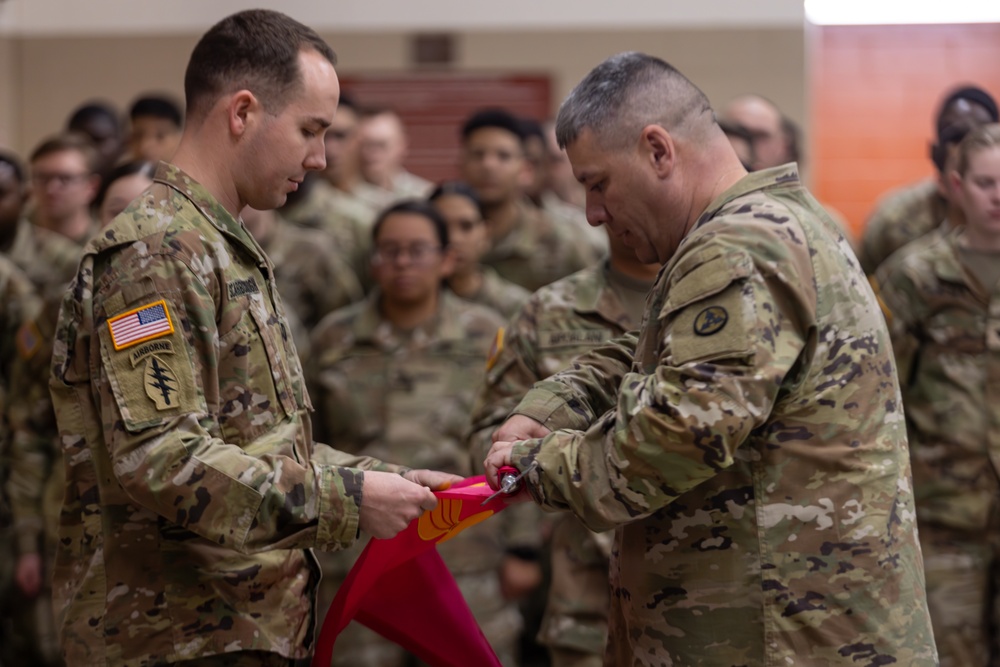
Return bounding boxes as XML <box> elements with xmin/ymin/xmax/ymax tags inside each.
<box><xmin>512</xmin><ymin>387</ymin><xmax>591</xmax><ymax>431</ymax></box>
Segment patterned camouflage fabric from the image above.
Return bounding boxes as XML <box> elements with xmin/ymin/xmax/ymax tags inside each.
<box><xmin>859</xmin><ymin>179</ymin><xmax>947</xmax><ymax>275</ymax></box>
<box><xmin>279</xmin><ymin>179</ymin><xmax>377</xmax><ymax>288</ymax></box>
<box><xmin>2</xmin><ymin>218</ymin><xmax>81</xmax><ymax>300</ymax></box>
<box><xmin>504</xmin><ymin>165</ymin><xmax>937</xmax><ymax>666</ymax></box>
<box><xmin>307</xmin><ymin>290</ymin><xmax>519</xmax><ymax>666</ymax></box>
<box><xmin>452</xmin><ymin>265</ymin><xmax>531</xmax><ymax>321</ymax></box>
<box><xmin>482</xmin><ymin>200</ymin><xmax>601</xmax><ymax>292</ymax></box>
<box><xmin>874</xmin><ymin>225</ymin><xmax>1000</xmax><ymax>665</ymax></box>
<box><xmin>48</xmin><ymin>162</ymin><xmax>404</xmax><ymax>666</ymax></box>
<box><xmin>259</xmin><ymin>215</ymin><xmax>363</xmax><ymax>333</ymax></box>
<box><xmin>540</xmin><ymin>191</ymin><xmax>608</xmax><ymax>261</ymax></box>
<box><xmin>469</xmin><ymin>261</ymin><xmax>651</xmax><ymax>665</ymax></box>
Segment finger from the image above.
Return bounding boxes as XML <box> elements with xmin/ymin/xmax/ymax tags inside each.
<box><xmin>419</xmin><ymin>490</ymin><xmax>438</xmax><ymax>511</ymax></box>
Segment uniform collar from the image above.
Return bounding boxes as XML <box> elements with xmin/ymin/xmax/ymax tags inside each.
<box><xmin>351</xmin><ymin>289</ymin><xmax>466</xmax><ymax>348</ymax></box>
<box><xmin>694</xmin><ymin>163</ymin><xmax>801</xmax><ymax>230</ymax></box>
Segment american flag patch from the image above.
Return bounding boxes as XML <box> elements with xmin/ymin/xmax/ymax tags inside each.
<box><xmin>107</xmin><ymin>299</ymin><xmax>175</xmax><ymax>350</ymax></box>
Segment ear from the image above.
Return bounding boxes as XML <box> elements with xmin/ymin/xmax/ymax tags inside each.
<box><xmin>642</xmin><ymin>125</ymin><xmax>675</xmax><ymax>178</ymax></box>
<box><xmin>226</xmin><ymin>90</ymin><xmax>259</xmax><ymax>138</ymax></box>
<box><xmin>948</xmin><ymin>169</ymin><xmax>962</xmax><ymax>196</ymax></box>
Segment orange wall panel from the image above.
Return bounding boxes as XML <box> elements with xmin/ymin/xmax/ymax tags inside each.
<box><xmin>810</xmin><ymin>23</ymin><xmax>1000</xmax><ymax>240</ymax></box>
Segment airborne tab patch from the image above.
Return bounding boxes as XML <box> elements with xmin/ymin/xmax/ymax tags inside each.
<box><xmin>107</xmin><ymin>299</ymin><xmax>174</xmax><ymax>350</ymax></box>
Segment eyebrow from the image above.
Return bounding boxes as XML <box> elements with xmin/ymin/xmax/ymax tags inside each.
<box><xmin>308</xmin><ymin>116</ymin><xmax>332</xmax><ymax>130</ymax></box>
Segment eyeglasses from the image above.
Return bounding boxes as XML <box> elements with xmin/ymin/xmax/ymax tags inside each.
<box><xmin>372</xmin><ymin>243</ymin><xmax>443</xmax><ymax>266</ymax></box>
<box><xmin>31</xmin><ymin>172</ymin><xmax>91</xmax><ymax>187</ymax></box>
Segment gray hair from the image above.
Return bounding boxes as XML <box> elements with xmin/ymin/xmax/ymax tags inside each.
<box><xmin>555</xmin><ymin>52</ymin><xmax>714</xmax><ymax>151</ymax></box>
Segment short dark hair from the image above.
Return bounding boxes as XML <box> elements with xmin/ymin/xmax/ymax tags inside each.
<box><xmin>519</xmin><ymin>117</ymin><xmax>546</xmax><ymax>144</ymax></box>
<box><xmin>66</xmin><ymin>101</ymin><xmax>121</xmax><ymax>136</ymax></box>
<box><xmin>428</xmin><ymin>180</ymin><xmax>481</xmax><ymax>210</ymax></box>
<box><xmin>0</xmin><ymin>150</ymin><xmax>25</xmax><ymax>184</ymax></box>
<box><xmin>936</xmin><ymin>85</ymin><xmax>999</xmax><ymax>138</ymax></box>
<box><xmin>461</xmin><ymin>108</ymin><xmax>526</xmax><ymax>145</ymax></box>
<box><xmin>30</xmin><ymin>133</ymin><xmax>100</xmax><ymax>174</ymax></box>
<box><xmin>94</xmin><ymin>160</ymin><xmax>157</xmax><ymax>211</ymax></box>
<box><xmin>372</xmin><ymin>199</ymin><xmax>449</xmax><ymax>248</ymax></box>
<box><xmin>130</xmin><ymin>94</ymin><xmax>184</xmax><ymax>128</ymax></box>
<box><xmin>184</xmin><ymin>9</ymin><xmax>337</xmax><ymax>119</ymax></box>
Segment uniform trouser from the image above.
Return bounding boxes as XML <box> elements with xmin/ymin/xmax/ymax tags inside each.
<box><xmin>537</xmin><ymin>515</ymin><xmax>612</xmax><ymax>667</ymax></box>
<box><xmin>919</xmin><ymin>521</ymin><xmax>1000</xmax><ymax>667</ymax></box>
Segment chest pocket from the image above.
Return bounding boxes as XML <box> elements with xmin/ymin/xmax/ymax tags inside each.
<box><xmin>217</xmin><ymin>294</ymin><xmax>299</xmax><ymax>444</ymax></box>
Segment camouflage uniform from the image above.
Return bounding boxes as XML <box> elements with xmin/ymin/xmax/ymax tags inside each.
<box><xmin>0</xmin><ymin>255</ymin><xmax>47</xmax><ymax>667</ymax></box>
<box><xmin>359</xmin><ymin>170</ymin><xmax>433</xmax><ymax>207</ymax></box>
<box><xmin>48</xmin><ymin>163</ymin><xmax>404</xmax><ymax>666</ymax></box>
<box><xmin>258</xmin><ymin>215</ymin><xmax>363</xmax><ymax>354</ymax></box>
<box><xmin>503</xmin><ymin>166</ymin><xmax>937</xmax><ymax>666</ymax></box>
<box><xmin>540</xmin><ymin>191</ymin><xmax>608</xmax><ymax>262</ymax></box>
<box><xmin>452</xmin><ymin>265</ymin><xmax>531</xmax><ymax>321</ymax></box>
<box><xmin>280</xmin><ymin>179</ymin><xmax>377</xmax><ymax>289</ymax></box>
<box><xmin>482</xmin><ymin>200</ymin><xmax>601</xmax><ymax>292</ymax></box>
<box><xmin>875</xmin><ymin>225</ymin><xmax>1000</xmax><ymax>666</ymax></box>
<box><xmin>859</xmin><ymin>179</ymin><xmax>946</xmax><ymax>274</ymax></box>
<box><xmin>307</xmin><ymin>290</ymin><xmax>519</xmax><ymax>666</ymax></box>
<box><xmin>2</xmin><ymin>218</ymin><xmax>81</xmax><ymax>299</ymax></box>
<box><xmin>469</xmin><ymin>261</ymin><xmax>652</xmax><ymax>666</ymax></box>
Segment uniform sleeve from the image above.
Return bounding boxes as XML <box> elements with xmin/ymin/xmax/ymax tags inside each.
<box><xmin>74</xmin><ymin>253</ymin><xmax>382</xmax><ymax>554</ymax></box>
<box><xmin>510</xmin><ymin>333</ymin><xmax>637</xmax><ymax>433</ymax></box>
<box><xmin>872</xmin><ymin>262</ymin><xmax>921</xmax><ymax>389</ymax></box>
<box><xmin>510</xmin><ymin>260</ymin><xmax>807</xmax><ymax>532</ymax></box>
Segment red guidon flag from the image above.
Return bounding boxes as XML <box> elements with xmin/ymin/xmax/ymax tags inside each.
<box><xmin>313</xmin><ymin>475</ymin><xmax>516</xmax><ymax>667</ymax></box>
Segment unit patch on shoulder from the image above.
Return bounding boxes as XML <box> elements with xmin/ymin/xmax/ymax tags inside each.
<box><xmin>16</xmin><ymin>319</ymin><xmax>42</xmax><ymax>360</ymax></box>
<box><xmin>486</xmin><ymin>327</ymin><xmax>505</xmax><ymax>371</ymax></box>
<box><xmin>144</xmin><ymin>355</ymin><xmax>179</xmax><ymax>410</ymax></box>
<box><xmin>107</xmin><ymin>299</ymin><xmax>174</xmax><ymax>350</ymax></box>
<box><xmin>693</xmin><ymin>306</ymin><xmax>728</xmax><ymax>336</ymax></box>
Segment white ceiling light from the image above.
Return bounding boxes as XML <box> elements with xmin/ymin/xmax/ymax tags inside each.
<box><xmin>805</xmin><ymin>0</ymin><xmax>1000</xmax><ymax>25</ymax></box>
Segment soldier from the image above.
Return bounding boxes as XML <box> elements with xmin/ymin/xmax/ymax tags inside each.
<box><xmin>126</xmin><ymin>94</ymin><xmax>184</xmax><ymax>163</ymax></box>
<box><xmin>28</xmin><ymin>133</ymin><xmax>101</xmax><ymax>245</ymax></box>
<box><xmin>308</xmin><ymin>200</ymin><xmax>515</xmax><ymax>666</ymax></box>
<box><xmin>468</xmin><ymin>229</ymin><xmax>660</xmax><ymax>667</ymax></box>
<box><xmin>428</xmin><ymin>180</ymin><xmax>530</xmax><ymax>319</ymax></box>
<box><xmin>0</xmin><ymin>151</ymin><xmax>80</xmax><ymax>300</ymax></box>
<box><xmin>48</xmin><ymin>11</ymin><xmax>458</xmax><ymax>665</ymax></box>
<box><xmin>0</xmin><ymin>255</ymin><xmax>49</xmax><ymax>666</ymax></box>
<box><xmin>358</xmin><ymin>107</ymin><xmax>432</xmax><ymax>202</ymax></box>
<box><xmin>241</xmin><ymin>205</ymin><xmax>363</xmax><ymax>356</ymax></box>
<box><xmin>460</xmin><ymin>108</ymin><xmax>600</xmax><ymax>291</ymax></box>
<box><xmin>860</xmin><ymin>85</ymin><xmax>998</xmax><ymax>274</ymax></box>
<box><xmin>94</xmin><ymin>161</ymin><xmax>158</xmax><ymax>226</ymax></box>
<box><xmin>874</xmin><ymin>122</ymin><xmax>1000</xmax><ymax>667</ymax></box>
<box><xmin>485</xmin><ymin>51</ymin><xmax>937</xmax><ymax>665</ymax></box>
<box><xmin>65</xmin><ymin>101</ymin><xmax>124</xmax><ymax>178</ymax></box>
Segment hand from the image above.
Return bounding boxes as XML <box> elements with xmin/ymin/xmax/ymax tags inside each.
<box><xmin>15</xmin><ymin>552</ymin><xmax>43</xmax><ymax>598</ymax></box>
<box><xmin>499</xmin><ymin>554</ymin><xmax>543</xmax><ymax>600</ymax></box>
<box><xmin>492</xmin><ymin>414</ymin><xmax>551</xmax><ymax>445</ymax></box>
<box><xmin>358</xmin><ymin>470</ymin><xmax>438</xmax><ymax>539</ymax></box>
<box><xmin>403</xmin><ymin>469</ymin><xmax>464</xmax><ymax>491</ymax></box>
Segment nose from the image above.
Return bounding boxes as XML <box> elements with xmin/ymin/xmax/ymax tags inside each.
<box><xmin>586</xmin><ymin>201</ymin><xmax>609</xmax><ymax>227</ymax></box>
<box><xmin>305</xmin><ymin>139</ymin><xmax>327</xmax><ymax>171</ymax></box>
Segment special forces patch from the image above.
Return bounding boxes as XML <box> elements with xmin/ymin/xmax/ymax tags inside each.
<box><xmin>694</xmin><ymin>306</ymin><xmax>728</xmax><ymax>336</ymax></box>
<box><xmin>144</xmin><ymin>355</ymin><xmax>179</xmax><ymax>410</ymax></box>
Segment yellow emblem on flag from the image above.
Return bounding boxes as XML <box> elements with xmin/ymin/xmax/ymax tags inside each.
<box><xmin>417</xmin><ymin>495</ymin><xmax>493</xmax><ymax>544</ymax></box>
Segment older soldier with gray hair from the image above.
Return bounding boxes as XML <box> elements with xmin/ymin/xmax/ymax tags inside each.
<box><xmin>485</xmin><ymin>51</ymin><xmax>937</xmax><ymax>665</ymax></box>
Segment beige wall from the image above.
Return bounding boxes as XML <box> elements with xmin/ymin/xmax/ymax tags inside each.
<box><xmin>5</xmin><ymin>28</ymin><xmax>804</xmax><ymax>161</ymax></box>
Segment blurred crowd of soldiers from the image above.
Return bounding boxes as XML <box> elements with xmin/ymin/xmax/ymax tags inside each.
<box><xmin>1</xmin><ymin>71</ymin><xmax>999</xmax><ymax>667</ymax></box>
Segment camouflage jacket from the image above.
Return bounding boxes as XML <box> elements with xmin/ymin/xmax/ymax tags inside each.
<box><xmin>875</xmin><ymin>226</ymin><xmax>1000</xmax><ymax>532</ymax></box>
<box><xmin>859</xmin><ymin>179</ymin><xmax>947</xmax><ymax>274</ymax></box>
<box><xmin>507</xmin><ymin>166</ymin><xmax>937</xmax><ymax>666</ymax></box>
<box><xmin>260</xmin><ymin>216</ymin><xmax>363</xmax><ymax>332</ymax></box>
<box><xmin>49</xmin><ymin>162</ymin><xmax>398</xmax><ymax>666</ymax></box>
<box><xmin>452</xmin><ymin>265</ymin><xmax>531</xmax><ymax>321</ymax></box>
<box><xmin>279</xmin><ymin>179</ymin><xmax>376</xmax><ymax>288</ymax></box>
<box><xmin>482</xmin><ymin>200</ymin><xmax>601</xmax><ymax>292</ymax></box>
<box><xmin>3</xmin><ymin>218</ymin><xmax>81</xmax><ymax>299</ymax></box>
<box><xmin>540</xmin><ymin>191</ymin><xmax>608</xmax><ymax>261</ymax></box>
<box><xmin>309</xmin><ymin>290</ymin><xmax>504</xmax><ymax>573</ymax></box>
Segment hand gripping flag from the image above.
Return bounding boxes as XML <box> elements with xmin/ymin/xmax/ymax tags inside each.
<box><xmin>313</xmin><ymin>475</ymin><xmax>517</xmax><ymax>667</ymax></box>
